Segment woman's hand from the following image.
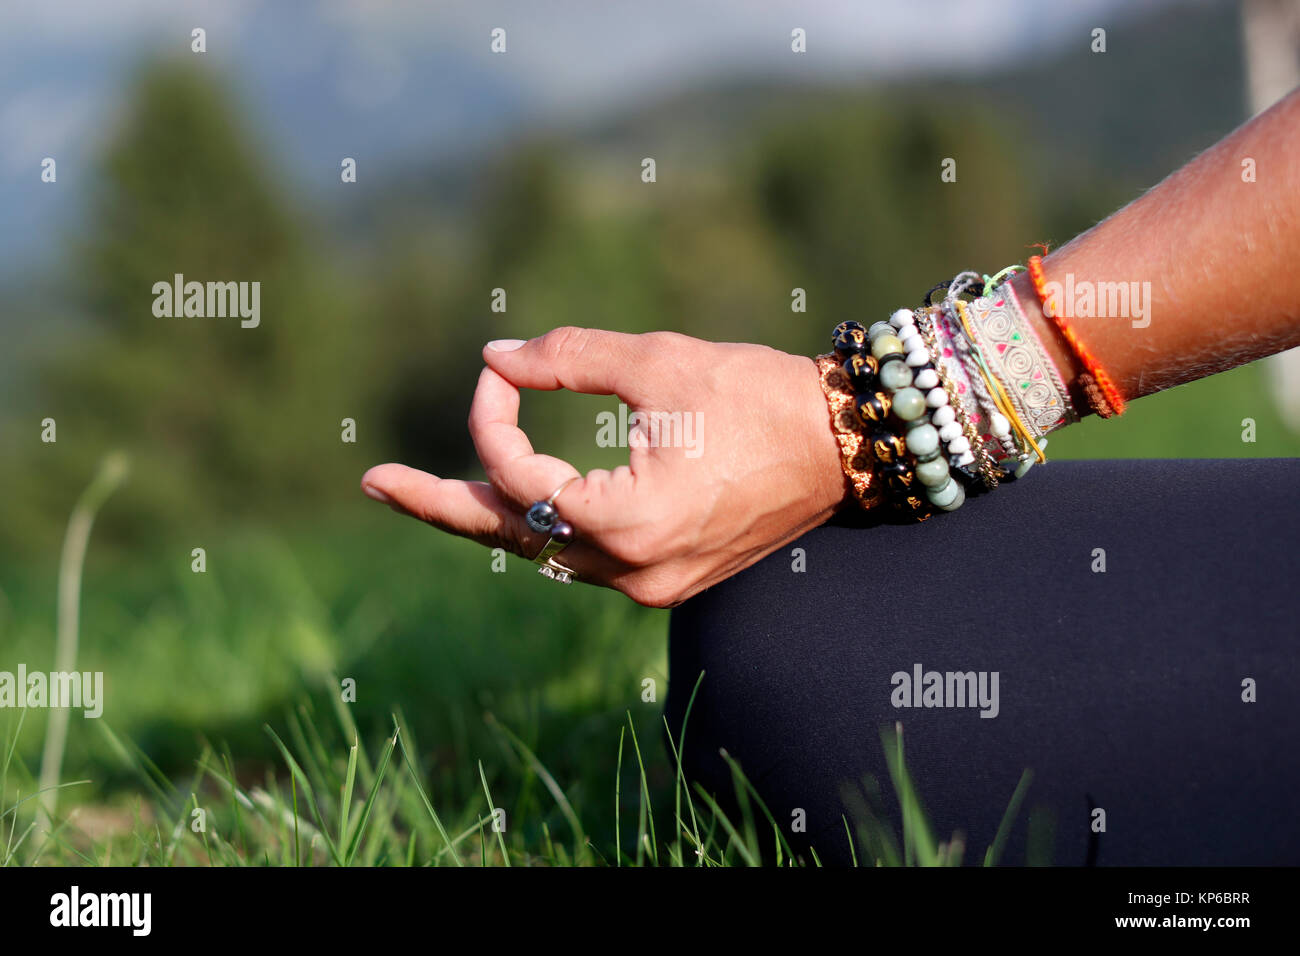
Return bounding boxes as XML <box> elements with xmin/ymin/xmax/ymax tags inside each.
<box><xmin>360</xmin><ymin>327</ymin><xmax>846</xmax><ymax>607</ymax></box>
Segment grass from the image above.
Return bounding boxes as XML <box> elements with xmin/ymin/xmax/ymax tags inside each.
<box><xmin>0</xmin><ymin>449</ymin><xmax>1060</xmax><ymax>867</ymax></box>
<box><xmin>1</xmin><ymin>687</ymin><xmax>1037</xmax><ymax>867</ymax></box>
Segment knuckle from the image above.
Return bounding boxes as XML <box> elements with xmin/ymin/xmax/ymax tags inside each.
<box><xmin>640</xmin><ymin>330</ymin><xmax>689</xmax><ymax>351</ymax></box>
<box><xmin>541</xmin><ymin>325</ymin><xmax>588</xmax><ymax>359</ymax></box>
<box><xmin>636</xmin><ymin>331</ymin><xmax>705</xmax><ymax>389</ymax></box>
<box><xmin>636</xmin><ymin>331</ymin><xmax>685</xmax><ymax>369</ymax></box>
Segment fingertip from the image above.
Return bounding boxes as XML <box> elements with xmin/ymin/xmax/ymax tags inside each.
<box><xmin>474</xmin><ymin>364</ymin><xmax>512</xmax><ymax>390</ymax></box>
<box><xmin>484</xmin><ymin>339</ymin><xmax>528</xmax><ymax>362</ymax></box>
<box><xmin>480</xmin><ymin>344</ymin><xmax>526</xmax><ymax>382</ymax></box>
<box><xmin>362</xmin><ymin>484</ymin><xmax>392</xmax><ymax>505</ymax></box>
<box><xmin>361</xmin><ymin>463</ymin><xmax>414</xmax><ymax>503</ymax></box>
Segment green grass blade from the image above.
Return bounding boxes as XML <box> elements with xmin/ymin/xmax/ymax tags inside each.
<box><xmin>96</xmin><ymin>722</ymin><xmax>177</xmax><ymax>806</ymax></box>
<box><xmin>719</xmin><ymin>749</ymin><xmax>760</xmax><ymax>864</ymax></box>
<box><xmin>291</xmin><ymin>772</ymin><xmax>302</xmax><ymax>867</ymax></box>
<box><xmin>396</xmin><ymin>729</ymin><xmax>463</xmax><ymax>867</ymax></box>
<box><xmin>1</xmin><ymin>709</ymin><xmax>28</xmax><ymax>807</ymax></box>
<box><xmin>719</xmin><ymin>749</ymin><xmax>796</xmax><ymax>865</ymax></box>
<box><xmin>983</xmin><ymin>769</ymin><xmax>1033</xmax><ymax>867</ymax></box>
<box><xmin>476</xmin><ymin>760</ymin><xmax>510</xmax><ymax>867</ymax></box>
<box><xmin>625</xmin><ymin>713</ymin><xmax>658</xmax><ymax>866</ymax></box>
<box><xmin>663</xmin><ymin>670</ymin><xmax>705</xmax><ymax>865</ymax></box>
<box><xmin>338</xmin><ymin>735</ymin><xmax>359</xmax><ymax>849</ymax></box>
<box><xmin>264</xmin><ymin>726</ymin><xmax>342</xmax><ymax>866</ymax></box>
<box><xmin>882</xmin><ymin>723</ymin><xmax>938</xmax><ymax>867</ymax></box>
<box><xmin>342</xmin><ymin>723</ymin><xmax>398</xmax><ymax>866</ymax></box>
<box><xmin>691</xmin><ymin>784</ymin><xmax>758</xmax><ymax>867</ymax></box>
<box><xmin>486</xmin><ymin>713</ymin><xmax>586</xmax><ymax>864</ymax></box>
<box><xmin>615</xmin><ymin>726</ymin><xmax>625</xmax><ymax>867</ymax></box>
<box><xmin>39</xmin><ymin>452</ymin><xmax>128</xmax><ymax>825</ymax></box>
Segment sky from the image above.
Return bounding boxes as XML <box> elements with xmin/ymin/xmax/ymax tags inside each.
<box><xmin>0</xmin><ymin>0</ymin><xmax>1195</xmax><ymax>273</ymax></box>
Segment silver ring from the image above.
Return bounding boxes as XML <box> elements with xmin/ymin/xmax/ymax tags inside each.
<box><xmin>545</xmin><ymin>476</ymin><xmax>580</xmax><ymax>506</ymax></box>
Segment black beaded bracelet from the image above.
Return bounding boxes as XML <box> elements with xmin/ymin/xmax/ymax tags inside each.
<box><xmin>830</xmin><ymin>320</ymin><xmax>931</xmax><ymax>520</ymax></box>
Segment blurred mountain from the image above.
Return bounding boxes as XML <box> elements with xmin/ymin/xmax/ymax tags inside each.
<box><xmin>344</xmin><ymin>0</ymin><xmax>1246</xmax><ymax>244</ymax></box>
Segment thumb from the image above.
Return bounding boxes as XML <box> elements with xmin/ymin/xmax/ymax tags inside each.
<box><xmin>483</xmin><ymin>326</ymin><xmax>657</xmax><ymax>404</ymax></box>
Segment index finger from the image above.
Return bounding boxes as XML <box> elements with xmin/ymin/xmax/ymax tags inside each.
<box><xmin>467</xmin><ymin>365</ymin><xmax>637</xmax><ymax>530</ymax></box>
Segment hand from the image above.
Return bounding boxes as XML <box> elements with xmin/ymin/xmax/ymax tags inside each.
<box><xmin>361</xmin><ymin>327</ymin><xmax>847</xmax><ymax>607</ymax></box>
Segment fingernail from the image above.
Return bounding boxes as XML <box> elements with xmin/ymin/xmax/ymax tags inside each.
<box><xmin>362</xmin><ymin>484</ymin><xmax>392</xmax><ymax>504</ymax></box>
<box><xmin>486</xmin><ymin>338</ymin><xmax>526</xmax><ymax>352</ymax></box>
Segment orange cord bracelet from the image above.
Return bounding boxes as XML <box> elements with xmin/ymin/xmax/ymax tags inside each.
<box><xmin>1026</xmin><ymin>254</ymin><xmax>1126</xmax><ymax>418</ymax></box>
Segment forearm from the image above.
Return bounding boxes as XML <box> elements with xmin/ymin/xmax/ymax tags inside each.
<box><xmin>1013</xmin><ymin>86</ymin><xmax>1300</xmax><ymax>411</ymax></box>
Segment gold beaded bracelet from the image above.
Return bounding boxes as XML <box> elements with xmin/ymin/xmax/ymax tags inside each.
<box><xmin>814</xmin><ymin>354</ymin><xmax>888</xmax><ymax>512</ymax></box>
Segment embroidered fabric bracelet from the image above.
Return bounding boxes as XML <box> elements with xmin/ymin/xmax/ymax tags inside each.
<box><xmin>954</xmin><ymin>298</ymin><xmax>1047</xmax><ymax>464</ymax></box>
<box><xmin>972</xmin><ymin>282</ymin><xmax>1079</xmax><ymax>438</ymax></box>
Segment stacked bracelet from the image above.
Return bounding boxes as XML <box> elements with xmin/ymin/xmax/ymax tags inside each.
<box><xmin>817</xmin><ymin>257</ymin><xmax>1099</xmax><ymax>522</ymax></box>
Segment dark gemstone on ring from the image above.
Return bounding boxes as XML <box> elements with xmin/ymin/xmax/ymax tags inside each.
<box><xmin>550</xmin><ymin>520</ymin><xmax>574</xmax><ymax>545</ymax></box>
<box><xmin>526</xmin><ymin>501</ymin><xmax>557</xmax><ymax>534</ymax></box>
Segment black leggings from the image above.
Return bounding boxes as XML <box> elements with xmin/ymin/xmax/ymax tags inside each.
<box><xmin>665</xmin><ymin>459</ymin><xmax>1300</xmax><ymax>865</ymax></box>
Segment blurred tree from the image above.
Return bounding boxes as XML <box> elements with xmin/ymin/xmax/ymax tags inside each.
<box><xmin>749</xmin><ymin>96</ymin><xmax>1034</xmax><ymax>346</ymax></box>
<box><xmin>19</xmin><ymin>60</ymin><xmax>378</xmax><ymax>552</ymax></box>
